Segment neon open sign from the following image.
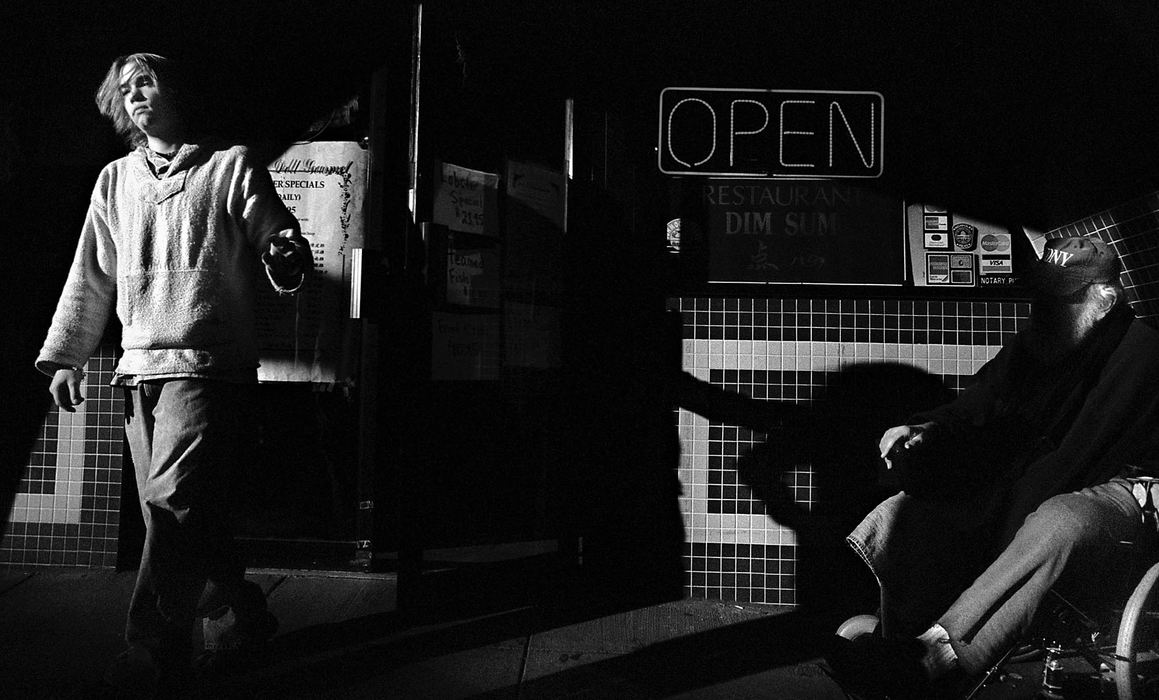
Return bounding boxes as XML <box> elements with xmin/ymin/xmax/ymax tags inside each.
<box><xmin>657</xmin><ymin>87</ymin><xmax>885</xmax><ymax>179</ymax></box>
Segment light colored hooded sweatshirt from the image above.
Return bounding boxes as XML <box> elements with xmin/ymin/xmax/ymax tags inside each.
<box><xmin>37</xmin><ymin>141</ymin><xmax>303</xmax><ymax>380</ymax></box>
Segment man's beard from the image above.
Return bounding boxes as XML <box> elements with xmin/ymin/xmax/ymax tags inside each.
<box><xmin>1025</xmin><ymin>294</ymin><xmax>1103</xmax><ymax>360</ymax></box>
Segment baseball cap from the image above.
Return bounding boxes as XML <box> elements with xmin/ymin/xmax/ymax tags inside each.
<box><xmin>1028</xmin><ymin>236</ymin><xmax>1121</xmax><ymax>296</ymax></box>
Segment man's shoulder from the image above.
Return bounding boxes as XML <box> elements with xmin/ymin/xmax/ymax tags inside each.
<box><xmin>189</xmin><ymin>141</ymin><xmax>274</xmax><ymax>177</ymax></box>
<box><xmin>101</xmin><ymin>148</ymin><xmax>144</xmax><ymax>172</ymax></box>
<box><xmin>194</xmin><ymin>140</ymin><xmax>257</xmax><ymax>161</ymax></box>
<box><xmin>91</xmin><ymin>149</ymin><xmax>146</xmax><ymax>192</ymax></box>
<box><xmin>1104</xmin><ymin>317</ymin><xmax>1159</xmax><ymax>380</ymax></box>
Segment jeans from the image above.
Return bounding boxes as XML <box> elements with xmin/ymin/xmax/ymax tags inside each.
<box><xmin>122</xmin><ymin>379</ymin><xmax>256</xmax><ymax>658</ymax></box>
<box><xmin>940</xmin><ymin>479</ymin><xmax>1141</xmax><ymax>673</ymax></box>
<box><xmin>849</xmin><ymin>478</ymin><xmax>1142</xmax><ymax>675</ymax></box>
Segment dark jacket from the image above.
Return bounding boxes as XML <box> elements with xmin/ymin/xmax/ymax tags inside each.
<box><xmin>897</xmin><ymin>306</ymin><xmax>1159</xmax><ymax>543</ymax></box>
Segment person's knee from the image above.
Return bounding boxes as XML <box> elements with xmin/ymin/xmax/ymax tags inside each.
<box><xmin>1023</xmin><ymin>495</ymin><xmax>1101</xmax><ymax>548</ymax></box>
<box><xmin>139</xmin><ymin>479</ymin><xmax>171</xmax><ymax>511</ymax></box>
<box><xmin>1025</xmin><ymin>492</ymin><xmax>1126</xmax><ymax>552</ymax></box>
<box><xmin>140</xmin><ymin>473</ymin><xmax>192</xmax><ymax>517</ymax></box>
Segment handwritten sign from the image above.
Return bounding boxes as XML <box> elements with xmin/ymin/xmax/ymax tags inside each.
<box><xmin>433</xmin><ymin>162</ymin><xmax>499</xmax><ymax>236</ymax></box>
<box><xmin>704</xmin><ymin>180</ymin><xmax>903</xmax><ymax>285</ymax></box>
<box><xmin>658</xmin><ymin>87</ymin><xmax>884</xmax><ymax>179</ymax></box>
<box><xmin>446</xmin><ymin>246</ymin><xmax>500</xmax><ymax>308</ymax></box>
<box><xmin>256</xmin><ymin>141</ymin><xmax>368</xmax><ymax>384</ymax></box>
<box><xmin>507</xmin><ymin>160</ymin><xmax>565</xmax><ymax>230</ymax></box>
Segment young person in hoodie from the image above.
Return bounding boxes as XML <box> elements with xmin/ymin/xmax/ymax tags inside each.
<box><xmin>36</xmin><ymin>52</ymin><xmax>312</xmax><ymax>696</ymax></box>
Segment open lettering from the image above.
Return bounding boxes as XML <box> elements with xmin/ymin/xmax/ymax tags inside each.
<box><xmin>658</xmin><ymin>88</ymin><xmax>884</xmax><ymax>179</ymax></box>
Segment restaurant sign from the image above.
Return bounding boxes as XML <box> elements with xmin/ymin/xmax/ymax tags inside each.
<box><xmin>704</xmin><ymin>179</ymin><xmax>904</xmax><ymax>285</ymax></box>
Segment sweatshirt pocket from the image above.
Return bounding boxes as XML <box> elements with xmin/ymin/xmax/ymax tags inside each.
<box><xmin>119</xmin><ymin>268</ymin><xmax>231</xmax><ymax>348</ymax></box>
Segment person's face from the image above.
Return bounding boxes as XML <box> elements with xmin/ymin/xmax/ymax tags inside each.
<box><xmin>1030</xmin><ymin>285</ymin><xmax>1101</xmax><ymax>339</ymax></box>
<box><xmin>119</xmin><ymin>62</ymin><xmax>177</xmax><ymax>137</ymax></box>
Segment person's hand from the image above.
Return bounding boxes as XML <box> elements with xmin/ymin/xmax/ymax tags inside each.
<box><xmin>262</xmin><ymin>236</ymin><xmax>309</xmax><ymax>280</ymax></box>
<box><xmin>262</xmin><ymin>235</ymin><xmax>313</xmax><ymax>294</ymax></box>
<box><xmin>49</xmin><ymin>367</ymin><xmax>85</xmax><ymax>412</ymax></box>
<box><xmin>878</xmin><ymin>423</ymin><xmax>932</xmax><ymax>469</ymax></box>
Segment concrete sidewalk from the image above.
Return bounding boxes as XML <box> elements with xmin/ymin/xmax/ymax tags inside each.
<box><xmin>1</xmin><ymin>565</ymin><xmax>1046</xmax><ymax>698</ymax></box>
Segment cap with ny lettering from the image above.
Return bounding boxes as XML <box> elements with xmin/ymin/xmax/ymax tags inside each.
<box><xmin>1029</xmin><ymin>236</ymin><xmax>1121</xmax><ymax>296</ymax></box>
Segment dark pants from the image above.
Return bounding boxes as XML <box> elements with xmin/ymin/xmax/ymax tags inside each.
<box><xmin>849</xmin><ymin>479</ymin><xmax>1142</xmax><ymax>675</ymax></box>
<box><xmin>122</xmin><ymin>379</ymin><xmax>256</xmax><ymax>659</ymax></box>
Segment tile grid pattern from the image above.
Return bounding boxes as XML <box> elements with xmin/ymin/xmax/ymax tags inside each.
<box><xmin>1049</xmin><ymin>190</ymin><xmax>1159</xmax><ymax>327</ymax></box>
<box><xmin>5</xmin><ymin>191</ymin><xmax>1156</xmax><ymax>572</ymax></box>
<box><xmin>674</xmin><ymin>296</ymin><xmax>1029</xmax><ymax>604</ymax></box>
<box><xmin>2</xmin><ymin>349</ymin><xmax>123</xmax><ymax>567</ymax></box>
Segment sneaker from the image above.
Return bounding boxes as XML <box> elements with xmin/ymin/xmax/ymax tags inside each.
<box><xmin>824</xmin><ymin>634</ymin><xmax>932</xmax><ymax>699</ymax></box>
<box><xmin>194</xmin><ymin>607</ymin><xmax>279</xmax><ymax>682</ymax></box>
<box><xmin>202</xmin><ymin>606</ymin><xmax>279</xmax><ymax>652</ymax></box>
<box><xmin>198</xmin><ymin>578</ymin><xmax>277</xmax><ymax>653</ymax></box>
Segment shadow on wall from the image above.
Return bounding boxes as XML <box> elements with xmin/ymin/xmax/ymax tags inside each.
<box><xmin>192</xmin><ymin>363</ymin><xmax>956</xmax><ymax>699</ymax></box>
<box><xmin>556</xmin><ymin>180</ymin><xmax>689</xmax><ymax>608</ymax></box>
<box><xmin>555</xmin><ymin>174</ymin><xmax>958</xmax><ymax>617</ymax></box>
<box><xmin>679</xmin><ymin>359</ymin><xmax>956</xmax><ymax>623</ymax></box>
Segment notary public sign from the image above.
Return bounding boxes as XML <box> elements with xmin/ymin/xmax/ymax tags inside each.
<box><xmin>658</xmin><ymin>87</ymin><xmax>885</xmax><ymax>179</ymax></box>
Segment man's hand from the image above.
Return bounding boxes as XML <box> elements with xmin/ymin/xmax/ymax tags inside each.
<box><xmin>878</xmin><ymin>423</ymin><xmax>933</xmax><ymax>469</ymax></box>
<box><xmin>49</xmin><ymin>368</ymin><xmax>85</xmax><ymax>412</ymax></box>
<box><xmin>262</xmin><ymin>235</ymin><xmax>312</xmax><ymax>292</ymax></box>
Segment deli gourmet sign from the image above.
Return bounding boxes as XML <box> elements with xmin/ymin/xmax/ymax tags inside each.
<box><xmin>658</xmin><ymin>87</ymin><xmax>884</xmax><ymax>179</ymax></box>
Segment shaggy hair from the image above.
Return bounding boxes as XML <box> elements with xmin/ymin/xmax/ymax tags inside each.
<box><xmin>94</xmin><ymin>53</ymin><xmax>187</xmax><ymax>148</ymax></box>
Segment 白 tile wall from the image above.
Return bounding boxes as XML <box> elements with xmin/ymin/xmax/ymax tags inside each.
<box><xmin>5</xmin><ymin>194</ymin><xmax>1158</xmax><ymax>572</ymax></box>
<box><xmin>673</xmin><ymin>297</ymin><xmax>1025</xmax><ymax>603</ymax></box>
<box><xmin>674</xmin><ymin>189</ymin><xmax>1159</xmax><ymax>604</ymax></box>
<box><xmin>1</xmin><ymin>349</ymin><xmax>123</xmax><ymax>567</ymax></box>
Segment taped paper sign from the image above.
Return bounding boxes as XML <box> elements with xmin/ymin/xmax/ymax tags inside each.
<box><xmin>433</xmin><ymin>162</ymin><xmax>499</xmax><ymax>236</ymax></box>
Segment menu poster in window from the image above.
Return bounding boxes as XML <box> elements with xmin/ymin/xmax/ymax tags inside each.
<box><xmin>432</xmin><ymin>162</ymin><xmax>499</xmax><ymax>237</ymax></box>
<box><xmin>256</xmin><ymin>141</ymin><xmax>368</xmax><ymax>384</ymax></box>
<box><xmin>704</xmin><ymin>180</ymin><xmax>904</xmax><ymax>285</ymax></box>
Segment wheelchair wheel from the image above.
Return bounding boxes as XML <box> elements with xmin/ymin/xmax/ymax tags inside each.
<box><xmin>836</xmin><ymin>614</ymin><xmax>880</xmax><ymax>640</ymax></box>
<box><xmin>1115</xmin><ymin>561</ymin><xmax>1159</xmax><ymax>700</ymax></box>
